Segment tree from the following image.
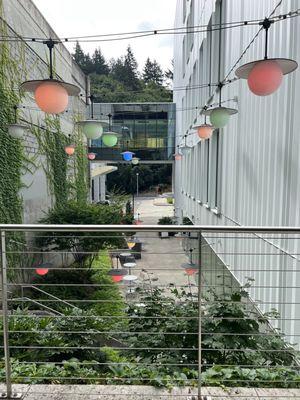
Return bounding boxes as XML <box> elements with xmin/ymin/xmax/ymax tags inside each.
<box><xmin>142</xmin><ymin>58</ymin><xmax>164</xmax><ymax>86</ymax></box>
<box><xmin>72</xmin><ymin>42</ymin><xmax>94</xmax><ymax>74</ymax></box>
<box><xmin>110</xmin><ymin>47</ymin><xmax>140</xmax><ymax>91</ymax></box>
<box><xmin>92</xmin><ymin>48</ymin><xmax>109</xmax><ymax>75</ymax></box>
<box><xmin>164</xmin><ymin>59</ymin><xmax>174</xmax><ymax>88</ymax></box>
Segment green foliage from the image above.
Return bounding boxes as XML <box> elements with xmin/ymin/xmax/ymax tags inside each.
<box><xmin>158</xmin><ymin>216</ymin><xmax>174</xmax><ymax>225</ymax></box>
<box><xmin>107</xmin><ymin>164</ymin><xmax>172</xmax><ymax>194</ymax></box>
<box><xmin>142</xmin><ymin>58</ymin><xmax>164</xmax><ymax>86</ymax></box>
<box><xmin>72</xmin><ymin>125</ymin><xmax>89</xmax><ymax>203</ymax></box>
<box><xmin>0</xmin><ymin>308</ymin><xmax>108</xmax><ymax>363</ymax></box>
<box><xmin>0</xmin><ymin>9</ymin><xmax>24</xmax><ymax>226</ymax></box>
<box><xmin>31</xmin><ymin>116</ymin><xmax>69</xmax><ymax>206</ymax></box>
<box><xmin>202</xmin><ymin>365</ymin><xmax>300</xmax><ymax>388</ymax></box>
<box><xmin>72</xmin><ymin>42</ymin><xmax>172</xmax><ymax>102</ymax></box>
<box><xmin>37</xmin><ymin>201</ymin><xmax>125</xmax><ymax>267</ymax></box>
<box><xmin>0</xmin><ymin>358</ymin><xmax>102</xmax><ymax>384</ymax></box>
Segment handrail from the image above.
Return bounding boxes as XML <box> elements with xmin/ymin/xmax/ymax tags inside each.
<box><xmin>21</xmin><ymin>285</ymin><xmax>77</xmax><ymax>310</ymax></box>
<box><xmin>12</xmin><ymin>297</ymin><xmax>63</xmax><ymax>316</ymax></box>
<box><xmin>1</xmin><ymin>224</ymin><xmax>300</xmax><ymax>233</ymax></box>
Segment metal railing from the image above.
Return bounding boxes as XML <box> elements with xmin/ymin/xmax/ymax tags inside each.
<box><xmin>1</xmin><ymin>224</ymin><xmax>300</xmax><ymax>399</ymax></box>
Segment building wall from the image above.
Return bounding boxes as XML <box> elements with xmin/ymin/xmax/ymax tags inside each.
<box><xmin>174</xmin><ymin>0</ymin><xmax>300</xmax><ymax>340</ymax></box>
<box><xmin>2</xmin><ymin>0</ymin><xmax>88</xmax><ymax>223</ymax></box>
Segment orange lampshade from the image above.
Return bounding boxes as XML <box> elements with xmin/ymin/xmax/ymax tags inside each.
<box><xmin>197</xmin><ymin>124</ymin><xmax>214</xmax><ymax>139</ymax></box>
<box><xmin>65</xmin><ymin>145</ymin><xmax>75</xmax><ymax>156</ymax></box>
<box><xmin>36</xmin><ymin>268</ymin><xmax>49</xmax><ymax>276</ymax></box>
<box><xmin>87</xmin><ymin>152</ymin><xmax>96</xmax><ymax>160</ymax></box>
<box><xmin>248</xmin><ymin>60</ymin><xmax>283</xmax><ymax>96</ymax></box>
<box><xmin>34</xmin><ymin>81</ymin><xmax>69</xmax><ymax>114</ymax></box>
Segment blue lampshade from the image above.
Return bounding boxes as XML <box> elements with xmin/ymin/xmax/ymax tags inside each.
<box><xmin>121</xmin><ymin>151</ymin><xmax>134</xmax><ymax>161</ymax></box>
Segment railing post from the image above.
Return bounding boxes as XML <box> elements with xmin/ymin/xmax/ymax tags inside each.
<box><xmin>0</xmin><ymin>231</ymin><xmax>22</xmax><ymax>399</ymax></box>
<box><xmin>1</xmin><ymin>231</ymin><xmax>12</xmax><ymax>398</ymax></box>
<box><xmin>197</xmin><ymin>230</ymin><xmax>202</xmax><ymax>400</ymax></box>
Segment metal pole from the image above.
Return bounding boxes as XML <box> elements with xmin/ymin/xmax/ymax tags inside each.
<box><xmin>197</xmin><ymin>231</ymin><xmax>202</xmax><ymax>400</ymax></box>
<box><xmin>1</xmin><ymin>231</ymin><xmax>12</xmax><ymax>398</ymax></box>
<box><xmin>136</xmin><ymin>173</ymin><xmax>139</xmax><ymax>198</ymax></box>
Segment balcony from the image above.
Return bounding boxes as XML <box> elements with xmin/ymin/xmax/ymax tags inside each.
<box><xmin>1</xmin><ymin>224</ymin><xmax>300</xmax><ymax>399</ymax></box>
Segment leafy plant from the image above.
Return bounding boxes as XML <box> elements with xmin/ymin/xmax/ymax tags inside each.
<box><xmin>36</xmin><ymin>201</ymin><xmax>125</xmax><ymax>267</ymax></box>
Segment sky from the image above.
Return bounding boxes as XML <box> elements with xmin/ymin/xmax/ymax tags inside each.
<box><xmin>32</xmin><ymin>0</ymin><xmax>176</xmax><ymax>72</ymax></box>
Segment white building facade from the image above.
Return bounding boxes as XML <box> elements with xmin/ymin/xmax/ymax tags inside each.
<box><xmin>174</xmin><ymin>0</ymin><xmax>300</xmax><ymax>339</ymax></box>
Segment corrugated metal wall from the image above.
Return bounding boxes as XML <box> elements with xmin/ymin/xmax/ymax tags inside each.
<box><xmin>174</xmin><ymin>0</ymin><xmax>300</xmax><ymax>340</ymax></box>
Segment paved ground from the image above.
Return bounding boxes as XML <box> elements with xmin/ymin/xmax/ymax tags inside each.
<box><xmin>131</xmin><ymin>196</ymin><xmax>192</xmax><ymax>292</ymax></box>
<box><xmin>2</xmin><ymin>384</ymin><xmax>300</xmax><ymax>399</ymax></box>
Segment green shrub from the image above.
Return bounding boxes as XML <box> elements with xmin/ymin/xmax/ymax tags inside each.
<box><xmin>37</xmin><ymin>201</ymin><xmax>125</xmax><ymax>267</ymax></box>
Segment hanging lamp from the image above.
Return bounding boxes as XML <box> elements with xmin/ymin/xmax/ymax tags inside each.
<box><xmin>107</xmin><ymin>268</ymin><xmax>127</xmax><ymax>283</ymax></box>
<box><xmin>7</xmin><ymin>105</ymin><xmax>29</xmax><ymax>139</ymax></box>
<box><xmin>126</xmin><ymin>237</ymin><xmax>137</xmax><ymax>250</ymax></box>
<box><xmin>193</xmin><ymin>112</ymin><xmax>214</xmax><ymax>140</ymax></box>
<box><xmin>102</xmin><ymin>113</ymin><xmax>119</xmax><ymax>147</ymax></box>
<box><xmin>131</xmin><ymin>157</ymin><xmax>139</xmax><ymax>165</ymax></box>
<box><xmin>65</xmin><ymin>134</ymin><xmax>75</xmax><ymax>156</ymax></box>
<box><xmin>203</xmin><ymin>84</ymin><xmax>237</xmax><ymax>128</ymax></box>
<box><xmin>235</xmin><ymin>19</ymin><xmax>298</xmax><ymax>96</ymax></box>
<box><xmin>87</xmin><ymin>152</ymin><xmax>96</xmax><ymax>160</ymax></box>
<box><xmin>76</xmin><ymin>94</ymin><xmax>104</xmax><ymax>140</ymax></box>
<box><xmin>174</xmin><ymin>145</ymin><xmax>182</xmax><ymax>160</ymax></box>
<box><xmin>20</xmin><ymin>40</ymin><xmax>80</xmax><ymax>114</ymax></box>
<box><xmin>122</xmin><ymin>151</ymin><xmax>135</xmax><ymax>161</ymax></box>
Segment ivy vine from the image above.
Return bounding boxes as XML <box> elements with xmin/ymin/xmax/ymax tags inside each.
<box><xmin>31</xmin><ymin>116</ymin><xmax>70</xmax><ymax>206</ymax></box>
<box><xmin>0</xmin><ymin>2</ymin><xmax>25</xmax><ymax>225</ymax></box>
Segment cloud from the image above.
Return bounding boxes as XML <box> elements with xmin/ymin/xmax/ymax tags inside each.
<box><xmin>137</xmin><ymin>21</ymin><xmax>155</xmax><ymax>31</ymax></box>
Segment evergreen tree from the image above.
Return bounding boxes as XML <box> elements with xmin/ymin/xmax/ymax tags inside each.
<box><xmin>123</xmin><ymin>46</ymin><xmax>140</xmax><ymax>90</ymax></box>
<box><xmin>72</xmin><ymin>42</ymin><xmax>94</xmax><ymax>74</ymax></box>
<box><xmin>142</xmin><ymin>58</ymin><xmax>164</xmax><ymax>86</ymax></box>
<box><xmin>92</xmin><ymin>48</ymin><xmax>109</xmax><ymax>75</ymax></box>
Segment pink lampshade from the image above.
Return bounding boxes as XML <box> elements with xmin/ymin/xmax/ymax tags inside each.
<box><xmin>247</xmin><ymin>60</ymin><xmax>283</xmax><ymax>96</ymax></box>
<box><xmin>34</xmin><ymin>81</ymin><xmax>69</xmax><ymax>114</ymax></box>
<box><xmin>87</xmin><ymin>152</ymin><xmax>96</xmax><ymax>160</ymax></box>
<box><xmin>36</xmin><ymin>268</ymin><xmax>49</xmax><ymax>276</ymax></box>
<box><xmin>65</xmin><ymin>145</ymin><xmax>75</xmax><ymax>156</ymax></box>
<box><xmin>175</xmin><ymin>154</ymin><xmax>182</xmax><ymax>161</ymax></box>
<box><xmin>196</xmin><ymin>124</ymin><xmax>214</xmax><ymax>139</ymax></box>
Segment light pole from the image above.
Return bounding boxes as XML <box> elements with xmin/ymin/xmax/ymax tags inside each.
<box><xmin>136</xmin><ymin>173</ymin><xmax>139</xmax><ymax>198</ymax></box>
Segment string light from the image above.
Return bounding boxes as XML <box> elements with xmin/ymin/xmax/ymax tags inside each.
<box><xmin>20</xmin><ymin>40</ymin><xmax>80</xmax><ymax>114</ymax></box>
<box><xmin>235</xmin><ymin>19</ymin><xmax>298</xmax><ymax>96</ymax></box>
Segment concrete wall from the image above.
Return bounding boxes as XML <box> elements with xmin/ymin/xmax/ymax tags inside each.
<box><xmin>2</xmin><ymin>0</ymin><xmax>88</xmax><ymax>223</ymax></box>
<box><xmin>174</xmin><ymin>0</ymin><xmax>300</xmax><ymax>340</ymax></box>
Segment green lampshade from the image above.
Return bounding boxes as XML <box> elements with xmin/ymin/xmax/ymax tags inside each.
<box><xmin>102</xmin><ymin>132</ymin><xmax>118</xmax><ymax>147</ymax></box>
<box><xmin>210</xmin><ymin>107</ymin><xmax>230</xmax><ymax>128</ymax></box>
<box><xmin>77</xmin><ymin>120</ymin><xmax>103</xmax><ymax>139</ymax></box>
<box><xmin>132</xmin><ymin>157</ymin><xmax>139</xmax><ymax>165</ymax></box>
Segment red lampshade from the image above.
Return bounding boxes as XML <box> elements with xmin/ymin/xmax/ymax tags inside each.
<box><xmin>196</xmin><ymin>124</ymin><xmax>214</xmax><ymax>140</ymax></box>
<box><xmin>34</xmin><ymin>81</ymin><xmax>69</xmax><ymax>114</ymax></box>
<box><xmin>65</xmin><ymin>145</ymin><xmax>75</xmax><ymax>156</ymax></box>
<box><xmin>185</xmin><ymin>267</ymin><xmax>198</xmax><ymax>276</ymax></box>
<box><xmin>36</xmin><ymin>268</ymin><xmax>49</xmax><ymax>276</ymax></box>
<box><xmin>248</xmin><ymin>60</ymin><xmax>283</xmax><ymax>96</ymax></box>
<box><xmin>88</xmin><ymin>152</ymin><xmax>96</xmax><ymax>160</ymax></box>
<box><xmin>112</xmin><ymin>275</ymin><xmax>124</xmax><ymax>283</ymax></box>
